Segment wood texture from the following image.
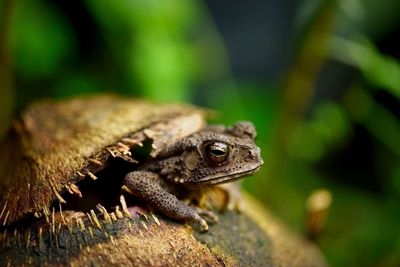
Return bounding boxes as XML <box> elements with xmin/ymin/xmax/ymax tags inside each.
<box><xmin>0</xmin><ymin>95</ymin><xmax>204</xmax><ymax>225</ymax></box>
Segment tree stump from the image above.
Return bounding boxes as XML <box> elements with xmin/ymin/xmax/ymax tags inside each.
<box><xmin>0</xmin><ymin>189</ymin><xmax>327</xmax><ymax>267</ymax></box>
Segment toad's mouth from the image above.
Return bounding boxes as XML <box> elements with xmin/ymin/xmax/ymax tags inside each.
<box><xmin>189</xmin><ymin>164</ymin><xmax>263</xmax><ymax>186</ymax></box>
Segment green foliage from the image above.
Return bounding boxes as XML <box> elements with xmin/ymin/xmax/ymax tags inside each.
<box><xmin>85</xmin><ymin>0</ymin><xmax>203</xmax><ymax>101</ymax></box>
<box><xmin>331</xmin><ymin>37</ymin><xmax>400</xmax><ymax>99</ymax></box>
<box><xmin>14</xmin><ymin>0</ymin><xmax>75</xmax><ymax>79</ymax></box>
<box><xmin>289</xmin><ymin>101</ymin><xmax>350</xmax><ymax>161</ymax></box>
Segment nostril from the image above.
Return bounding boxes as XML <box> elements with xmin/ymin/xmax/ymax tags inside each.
<box><xmin>248</xmin><ymin>150</ymin><xmax>258</xmax><ymax>159</ymax></box>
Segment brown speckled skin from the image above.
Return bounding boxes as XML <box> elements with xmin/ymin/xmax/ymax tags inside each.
<box><xmin>123</xmin><ymin>122</ymin><xmax>263</xmax><ymax>231</ymax></box>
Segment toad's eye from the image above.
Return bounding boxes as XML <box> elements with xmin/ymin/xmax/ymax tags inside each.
<box><xmin>204</xmin><ymin>142</ymin><xmax>230</xmax><ymax>163</ymax></box>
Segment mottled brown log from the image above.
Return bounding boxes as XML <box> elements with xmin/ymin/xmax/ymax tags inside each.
<box><xmin>0</xmin><ymin>190</ymin><xmax>327</xmax><ymax>267</ymax></box>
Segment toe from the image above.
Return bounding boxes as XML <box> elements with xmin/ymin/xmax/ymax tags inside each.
<box><xmin>195</xmin><ymin>207</ymin><xmax>219</xmax><ymax>224</ymax></box>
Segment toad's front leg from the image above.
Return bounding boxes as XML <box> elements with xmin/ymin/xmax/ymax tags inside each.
<box><xmin>122</xmin><ymin>171</ymin><xmax>217</xmax><ymax>231</ymax></box>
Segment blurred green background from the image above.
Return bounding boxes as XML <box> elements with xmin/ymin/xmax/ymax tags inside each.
<box><xmin>1</xmin><ymin>0</ymin><xmax>400</xmax><ymax>266</ymax></box>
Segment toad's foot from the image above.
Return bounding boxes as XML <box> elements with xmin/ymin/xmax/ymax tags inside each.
<box><xmin>123</xmin><ymin>171</ymin><xmax>218</xmax><ymax>232</ymax></box>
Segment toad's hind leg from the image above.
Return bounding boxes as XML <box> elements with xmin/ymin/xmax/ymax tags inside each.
<box><xmin>122</xmin><ymin>171</ymin><xmax>216</xmax><ymax>231</ymax></box>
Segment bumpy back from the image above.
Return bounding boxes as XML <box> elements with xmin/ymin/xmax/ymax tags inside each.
<box><xmin>0</xmin><ymin>95</ymin><xmax>205</xmax><ymax>225</ymax></box>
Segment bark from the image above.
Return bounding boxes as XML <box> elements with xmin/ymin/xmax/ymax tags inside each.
<box><xmin>0</xmin><ymin>191</ymin><xmax>327</xmax><ymax>267</ymax></box>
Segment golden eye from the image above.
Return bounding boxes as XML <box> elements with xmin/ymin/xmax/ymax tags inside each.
<box><xmin>205</xmin><ymin>142</ymin><xmax>230</xmax><ymax>163</ymax></box>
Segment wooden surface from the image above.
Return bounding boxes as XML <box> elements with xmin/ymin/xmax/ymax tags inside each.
<box><xmin>0</xmin><ymin>191</ymin><xmax>327</xmax><ymax>267</ymax></box>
